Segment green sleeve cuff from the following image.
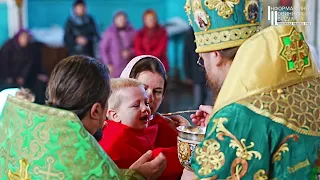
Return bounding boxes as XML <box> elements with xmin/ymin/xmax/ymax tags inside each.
<box><xmin>122</xmin><ymin>169</ymin><xmax>146</xmax><ymax>180</ymax></box>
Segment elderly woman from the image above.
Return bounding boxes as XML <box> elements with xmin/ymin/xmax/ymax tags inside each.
<box><xmin>0</xmin><ymin>29</ymin><xmax>47</xmax><ymax>92</ymax></box>
<box><xmin>100</xmin><ymin>11</ymin><xmax>136</xmax><ymax>77</ymax></box>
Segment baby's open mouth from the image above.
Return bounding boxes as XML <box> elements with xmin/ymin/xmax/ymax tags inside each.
<box><xmin>140</xmin><ymin>115</ymin><xmax>149</xmax><ymax>123</ymax></box>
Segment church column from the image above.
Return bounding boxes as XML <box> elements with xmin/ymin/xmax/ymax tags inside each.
<box><xmin>7</xmin><ymin>0</ymin><xmax>28</xmax><ymax>37</ymax></box>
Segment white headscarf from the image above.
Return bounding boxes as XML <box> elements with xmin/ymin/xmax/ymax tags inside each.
<box><xmin>120</xmin><ymin>55</ymin><xmax>166</xmax><ymax>120</ymax></box>
<box><xmin>0</xmin><ymin>88</ymin><xmax>19</xmax><ymax>116</ymax></box>
<box><xmin>120</xmin><ymin>55</ymin><xmax>166</xmax><ymax>78</ymax></box>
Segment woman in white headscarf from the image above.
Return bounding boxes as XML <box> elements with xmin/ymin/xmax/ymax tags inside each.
<box><xmin>120</xmin><ymin>55</ymin><xmax>190</xmax><ymax>128</ymax></box>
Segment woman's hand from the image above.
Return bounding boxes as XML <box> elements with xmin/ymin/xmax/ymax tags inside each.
<box><xmin>130</xmin><ymin>150</ymin><xmax>167</xmax><ymax>180</ymax></box>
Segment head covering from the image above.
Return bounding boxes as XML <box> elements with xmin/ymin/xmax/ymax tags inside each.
<box><xmin>212</xmin><ymin>25</ymin><xmax>320</xmax><ymax>115</ymax></box>
<box><xmin>111</xmin><ymin>11</ymin><xmax>134</xmax><ymax>31</ymax></box>
<box><xmin>13</xmin><ymin>29</ymin><xmax>32</xmax><ymax>47</ymax></box>
<box><xmin>0</xmin><ymin>88</ymin><xmax>19</xmax><ymax>116</ymax></box>
<box><xmin>120</xmin><ymin>55</ymin><xmax>166</xmax><ymax>78</ymax></box>
<box><xmin>143</xmin><ymin>9</ymin><xmax>158</xmax><ymax>25</ymax></box>
<box><xmin>113</xmin><ymin>11</ymin><xmax>127</xmax><ymax>21</ymax></box>
<box><xmin>184</xmin><ymin>0</ymin><xmax>263</xmax><ymax>53</ymax></box>
<box><xmin>73</xmin><ymin>0</ymin><xmax>86</xmax><ymax>7</ymax></box>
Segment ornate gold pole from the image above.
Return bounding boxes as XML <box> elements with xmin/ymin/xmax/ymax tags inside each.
<box><xmin>15</xmin><ymin>0</ymin><xmax>23</xmax><ymax>29</ymax></box>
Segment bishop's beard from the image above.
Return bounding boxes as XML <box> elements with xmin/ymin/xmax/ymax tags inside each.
<box><xmin>205</xmin><ymin>73</ymin><xmax>222</xmax><ymax>104</ymax></box>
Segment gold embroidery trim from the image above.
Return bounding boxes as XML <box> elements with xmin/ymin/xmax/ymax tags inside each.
<box><xmin>33</xmin><ymin>156</ymin><xmax>65</xmax><ymax>179</ymax></box>
<box><xmin>7</xmin><ymin>96</ymin><xmax>76</xmax><ymax>119</ymax></box>
<box><xmin>288</xmin><ymin>159</ymin><xmax>310</xmax><ymax>173</ymax></box>
<box><xmin>184</xmin><ymin>0</ymin><xmax>192</xmax><ymax>25</ymax></box>
<box><xmin>8</xmin><ymin>158</ymin><xmax>31</xmax><ymax>180</ymax></box>
<box><xmin>204</xmin><ymin>0</ymin><xmax>240</xmax><ymax>19</ymax></box>
<box><xmin>214</xmin><ymin>118</ymin><xmax>261</xmax><ymax>179</ymax></box>
<box><xmin>280</xmin><ymin>27</ymin><xmax>310</xmax><ymax>76</ymax></box>
<box><xmin>272</xmin><ymin>134</ymin><xmax>299</xmax><ymax>163</ymax></box>
<box><xmin>195</xmin><ymin>25</ymin><xmax>260</xmax><ymax>46</ymax></box>
<box><xmin>253</xmin><ymin>169</ymin><xmax>268</xmax><ymax>180</ymax></box>
<box><xmin>215</xmin><ymin>118</ymin><xmax>262</xmax><ymax>161</ymax></box>
<box><xmin>195</xmin><ymin>139</ymin><xmax>225</xmax><ymax>176</ymax></box>
<box><xmin>195</xmin><ymin>23</ymin><xmax>261</xmax><ymax>35</ymax></box>
<box><xmin>196</xmin><ymin>118</ymin><xmax>262</xmax><ymax>178</ymax></box>
<box><xmin>238</xmin><ymin>77</ymin><xmax>320</xmax><ymax>137</ymax></box>
<box><xmin>192</xmin><ymin>0</ymin><xmax>211</xmax><ymax>31</ymax></box>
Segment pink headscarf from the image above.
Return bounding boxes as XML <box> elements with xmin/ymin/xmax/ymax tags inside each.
<box><xmin>120</xmin><ymin>55</ymin><xmax>166</xmax><ymax>78</ymax></box>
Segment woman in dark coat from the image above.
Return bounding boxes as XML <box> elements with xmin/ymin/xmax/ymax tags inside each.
<box><xmin>0</xmin><ymin>29</ymin><xmax>48</xmax><ymax>102</ymax></box>
<box><xmin>64</xmin><ymin>0</ymin><xmax>99</xmax><ymax>57</ymax></box>
<box><xmin>0</xmin><ymin>30</ymin><xmax>45</xmax><ymax>88</ymax></box>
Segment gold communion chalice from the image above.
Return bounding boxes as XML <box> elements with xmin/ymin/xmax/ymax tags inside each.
<box><xmin>177</xmin><ymin>126</ymin><xmax>206</xmax><ymax>171</ymax></box>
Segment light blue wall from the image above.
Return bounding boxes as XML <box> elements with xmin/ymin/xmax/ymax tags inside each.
<box><xmin>28</xmin><ymin>0</ymin><xmax>167</xmax><ymax>31</ymax></box>
<box><xmin>0</xmin><ymin>3</ymin><xmax>9</xmax><ymax>46</ymax></box>
<box><xmin>166</xmin><ymin>0</ymin><xmax>189</xmax><ymax>78</ymax></box>
<box><xmin>0</xmin><ymin>0</ymin><xmax>189</xmax><ymax>78</ymax></box>
<box><xmin>28</xmin><ymin>0</ymin><xmax>189</xmax><ymax>77</ymax></box>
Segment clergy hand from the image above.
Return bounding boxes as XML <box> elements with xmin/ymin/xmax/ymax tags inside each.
<box><xmin>129</xmin><ymin>150</ymin><xmax>167</xmax><ymax>180</ymax></box>
<box><xmin>181</xmin><ymin>169</ymin><xmax>197</xmax><ymax>180</ymax></box>
<box><xmin>171</xmin><ymin>115</ymin><xmax>191</xmax><ymax>126</ymax></box>
<box><xmin>190</xmin><ymin>105</ymin><xmax>213</xmax><ymax>127</ymax></box>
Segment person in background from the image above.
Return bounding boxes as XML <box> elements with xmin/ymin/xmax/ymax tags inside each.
<box><xmin>100</xmin><ymin>78</ymin><xmax>183</xmax><ymax>179</ymax></box>
<box><xmin>184</xmin><ymin>27</ymin><xmax>212</xmax><ymax>108</ymax></box>
<box><xmin>120</xmin><ymin>55</ymin><xmax>190</xmax><ymax>131</ymax></box>
<box><xmin>100</xmin><ymin>11</ymin><xmax>136</xmax><ymax>77</ymax></box>
<box><xmin>64</xmin><ymin>0</ymin><xmax>99</xmax><ymax>57</ymax></box>
<box><xmin>0</xmin><ymin>30</ymin><xmax>47</xmax><ymax>92</ymax></box>
<box><xmin>134</xmin><ymin>9</ymin><xmax>169</xmax><ymax>71</ymax></box>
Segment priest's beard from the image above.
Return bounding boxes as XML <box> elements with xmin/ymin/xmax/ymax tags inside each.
<box><xmin>205</xmin><ymin>73</ymin><xmax>222</xmax><ymax>104</ymax></box>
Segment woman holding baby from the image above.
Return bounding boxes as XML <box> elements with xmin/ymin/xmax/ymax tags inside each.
<box><xmin>99</xmin><ymin>55</ymin><xmax>189</xmax><ymax>179</ymax></box>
